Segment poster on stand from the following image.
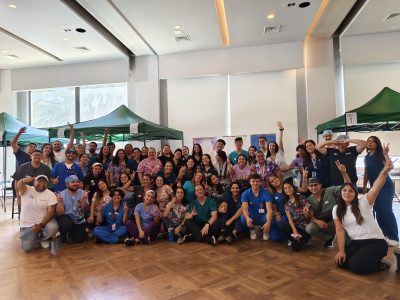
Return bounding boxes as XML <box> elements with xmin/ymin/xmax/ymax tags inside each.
<box><xmin>250</xmin><ymin>133</ymin><xmax>277</xmax><ymax>149</ymax></box>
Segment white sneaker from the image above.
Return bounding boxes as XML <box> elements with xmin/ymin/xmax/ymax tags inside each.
<box><xmin>249</xmin><ymin>229</ymin><xmax>257</xmax><ymax>240</ymax></box>
<box><xmin>263</xmin><ymin>233</ymin><xmax>270</xmax><ymax>241</ymax></box>
<box><xmin>388</xmin><ymin>239</ymin><xmax>399</xmax><ymax>247</ymax></box>
<box><xmin>40</xmin><ymin>240</ymin><xmax>50</xmax><ymax>249</ymax></box>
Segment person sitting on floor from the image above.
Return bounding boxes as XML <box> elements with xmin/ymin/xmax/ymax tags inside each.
<box><xmin>56</xmin><ymin>175</ymin><xmax>88</xmax><ymax>244</ymax></box>
<box><xmin>125</xmin><ymin>190</ymin><xmax>161</xmax><ymax>246</ymax></box>
<box><xmin>161</xmin><ymin>187</ymin><xmax>187</xmax><ymax>240</ymax></box>
<box><xmin>333</xmin><ymin>144</ymin><xmax>393</xmax><ymax>275</ymax></box>
<box><xmin>305</xmin><ymin>160</ymin><xmax>351</xmax><ymax>248</ymax></box>
<box><xmin>93</xmin><ymin>189</ymin><xmax>128</xmax><ymax>244</ymax></box>
<box><xmin>18</xmin><ymin>175</ymin><xmax>58</xmax><ymax>252</ymax></box>
<box><xmin>177</xmin><ymin>184</ymin><xmax>219</xmax><ymax>245</ymax></box>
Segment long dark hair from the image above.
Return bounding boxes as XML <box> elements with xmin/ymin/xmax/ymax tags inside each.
<box><xmin>112</xmin><ymin>149</ymin><xmax>127</xmax><ymax>166</ymax></box>
<box><xmin>336</xmin><ymin>183</ymin><xmax>364</xmax><ymax>225</ymax></box>
<box><xmin>98</xmin><ymin>145</ymin><xmax>110</xmax><ymax>164</ymax></box>
<box><xmin>192</xmin><ymin>143</ymin><xmax>203</xmax><ymax>157</ymax></box>
<box><xmin>266</xmin><ymin>141</ymin><xmax>279</xmax><ymax>158</ymax></box>
<box><xmin>282</xmin><ymin>181</ymin><xmax>301</xmax><ymax>207</ymax></box>
<box><xmin>41</xmin><ymin>143</ymin><xmax>56</xmax><ymax>167</ymax></box>
<box><xmin>367</xmin><ymin>136</ymin><xmax>385</xmax><ymax>163</ymax></box>
<box><xmin>302</xmin><ymin>140</ymin><xmax>323</xmax><ymax>168</ymax></box>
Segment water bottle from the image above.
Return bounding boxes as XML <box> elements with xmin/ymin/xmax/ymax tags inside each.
<box><xmin>168</xmin><ymin>227</ymin><xmax>175</xmax><ymax>242</ymax></box>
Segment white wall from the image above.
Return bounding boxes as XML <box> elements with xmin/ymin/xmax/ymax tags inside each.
<box><xmin>11</xmin><ymin>59</ymin><xmax>129</xmax><ymax>91</ymax></box>
<box><xmin>159</xmin><ymin>42</ymin><xmax>304</xmax><ymax>79</ymax></box>
<box><xmin>343</xmin><ymin>62</ymin><xmax>400</xmax><ymax>155</ymax></box>
<box><xmin>230</xmin><ymin>70</ymin><xmax>298</xmax><ymax>159</ymax></box>
<box><xmin>167</xmin><ymin>70</ymin><xmax>299</xmax><ymax>160</ymax></box>
<box><xmin>341</xmin><ymin>32</ymin><xmax>400</xmax><ymax>66</ymax></box>
<box><xmin>167</xmin><ymin>75</ymin><xmax>228</xmax><ymax>151</ymax></box>
<box><xmin>0</xmin><ymin>70</ymin><xmax>15</xmax><ymax>114</ymax></box>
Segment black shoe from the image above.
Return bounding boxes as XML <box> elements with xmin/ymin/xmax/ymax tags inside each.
<box><xmin>177</xmin><ymin>234</ymin><xmax>191</xmax><ymax>245</ymax></box>
<box><xmin>324</xmin><ymin>235</ymin><xmax>335</xmax><ymax>248</ymax></box>
<box><xmin>207</xmin><ymin>236</ymin><xmax>217</xmax><ymax>246</ymax></box>
<box><xmin>145</xmin><ymin>237</ymin><xmax>151</xmax><ymax>245</ymax></box>
<box><xmin>157</xmin><ymin>232</ymin><xmax>168</xmax><ymax>239</ymax></box>
<box><xmin>124</xmin><ymin>238</ymin><xmax>135</xmax><ymax>247</ymax></box>
<box><xmin>225</xmin><ymin>235</ymin><xmax>233</xmax><ymax>244</ymax></box>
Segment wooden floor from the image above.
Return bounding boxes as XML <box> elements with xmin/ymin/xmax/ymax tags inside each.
<box><xmin>1</xmin><ymin>199</ymin><xmax>399</xmax><ymax>300</ymax></box>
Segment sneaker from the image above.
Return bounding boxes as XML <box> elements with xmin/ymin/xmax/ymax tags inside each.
<box><xmin>324</xmin><ymin>235</ymin><xmax>336</xmax><ymax>248</ymax></box>
<box><xmin>263</xmin><ymin>233</ymin><xmax>270</xmax><ymax>241</ymax></box>
<box><xmin>124</xmin><ymin>238</ymin><xmax>135</xmax><ymax>247</ymax></box>
<box><xmin>40</xmin><ymin>240</ymin><xmax>50</xmax><ymax>249</ymax></box>
<box><xmin>207</xmin><ymin>236</ymin><xmax>217</xmax><ymax>246</ymax></box>
<box><xmin>249</xmin><ymin>229</ymin><xmax>257</xmax><ymax>240</ymax></box>
<box><xmin>287</xmin><ymin>240</ymin><xmax>292</xmax><ymax>247</ymax></box>
<box><xmin>87</xmin><ymin>230</ymin><xmax>93</xmax><ymax>239</ymax></box>
<box><xmin>217</xmin><ymin>235</ymin><xmax>226</xmax><ymax>243</ymax></box>
<box><xmin>388</xmin><ymin>239</ymin><xmax>399</xmax><ymax>247</ymax></box>
<box><xmin>225</xmin><ymin>235</ymin><xmax>233</xmax><ymax>244</ymax></box>
<box><xmin>177</xmin><ymin>234</ymin><xmax>191</xmax><ymax>245</ymax></box>
<box><xmin>145</xmin><ymin>237</ymin><xmax>151</xmax><ymax>245</ymax></box>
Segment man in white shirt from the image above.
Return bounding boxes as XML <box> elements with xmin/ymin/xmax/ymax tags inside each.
<box><xmin>53</xmin><ymin>122</ymin><xmax>75</xmax><ymax>162</ymax></box>
<box><xmin>209</xmin><ymin>139</ymin><xmax>226</xmax><ymax>167</ymax></box>
<box><xmin>18</xmin><ymin>175</ymin><xmax>58</xmax><ymax>252</ymax></box>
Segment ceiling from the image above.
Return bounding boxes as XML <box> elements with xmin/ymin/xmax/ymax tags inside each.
<box><xmin>0</xmin><ymin>0</ymin><xmax>398</xmax><ymax>70</ymax></box>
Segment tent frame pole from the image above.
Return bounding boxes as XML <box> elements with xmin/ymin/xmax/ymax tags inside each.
<box><xmin>2</xmin><ymin>131</ymin><xmax>7</xmax><ymax>212</ymax></box>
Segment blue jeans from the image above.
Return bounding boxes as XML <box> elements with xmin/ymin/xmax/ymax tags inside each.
<box><xmin>374</xmin><ymin>187</ymin><xmax>399</xmax><ymax>241</ymax></box>
<box><xmin>20</xmin><ymin>219</ymin><xmax>59</xmax><ymax>252</ymax></box>
<box><xmin>240</xmin><ymin>213</ymin><xmax>284</xmax><ymax>242</ymax></box>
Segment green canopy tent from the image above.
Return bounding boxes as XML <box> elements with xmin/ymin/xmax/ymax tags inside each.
<box><xmin>0</xmin><ymin>112</ymin><xmax>49</xmax><ymax>212</ymax></box>
<box><xmin>316</xmin><ymin>87</ymin><xmax>400</xmax><ymax>134</ymax></box>
<box><xmin>48</xmin><ymin>105</ymin><xmax>184</xmax><ymax>144</ymax></box>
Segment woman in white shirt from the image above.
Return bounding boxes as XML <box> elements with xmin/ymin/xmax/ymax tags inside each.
<box><xmin>333</xmin><ymin>144</ymin><xmax>393</xmax><ymax>274</ymax></box>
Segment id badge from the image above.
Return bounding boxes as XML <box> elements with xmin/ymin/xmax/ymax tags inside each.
<box><xmin>258</xmin><ymin>208</ymin><xmax>265</xmax><ymax>214</ymax></box>
<box><xmin>111</xmin><ymin>223</ymin><xmax>116</xmax><ymax>231</ymax></box>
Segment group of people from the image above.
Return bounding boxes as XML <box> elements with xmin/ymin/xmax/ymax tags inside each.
<box><xmin>12</xmin><ymin>122</ymin><xmax>399</xmax><ymax>275</ymax></box>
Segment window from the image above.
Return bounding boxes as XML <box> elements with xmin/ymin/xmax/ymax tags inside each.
<box><xmin>80</xmin><ymin>83</ymin><xmax>128</xmax><ymax>122</ymax></box>
<box><xmin>31</xmin><ymin>87</ymin><xmax>75</xmax><ymax>128</ymax></box>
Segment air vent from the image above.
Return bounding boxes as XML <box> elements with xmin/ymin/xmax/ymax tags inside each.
<box><xmin>174</xmin><ymin>35</ymin><xmax>190</xmax><ymax>42</ymax></box>
<box><xmin>383</xmin><ymin>13</ymin><xmax>400</xmax><ymax>22</ymax></box>
<box><xmin>264</xmin><ymin>25</ymin><xmax>281</xmax><ymax>34</ymax></box>
<box><xmin>73</xmin><ymin>46</ymin><xmax>91</xmax><ymax>52</ymax></box>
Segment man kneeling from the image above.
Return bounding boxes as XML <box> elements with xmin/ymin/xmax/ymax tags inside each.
<box><xmin>18</xmin><ymin>175</ymin><xmax>58</xmax><ymax>252</ymax></box>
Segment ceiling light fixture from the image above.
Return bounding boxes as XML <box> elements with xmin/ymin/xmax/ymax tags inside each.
<box><xmin>5</xmin><ymin>54</ymin><xmax>20</xmax><ymax>59</ymax></box>
<box><xmin>267</xmin><ymin>14</ymin><xmax>275</xmax><ymax>19</ymax></box>
<box><xmin>63</xmin><ymin>38</ymin><xmax>69</xmax><ymax>41</ymax></box>
<box><xmin>8</xmin><ymin>4</ymin><xmax>17</xmax><ymax>8</ymax></box>
<box><xmin>173</xmin><ymin>25</ymin><xmax>181</xmax><ymax>30</ymax></box>
<box><xmin>173</xmin><ymin>30</ymin><xmax>183</xmax><ymax>35</ymax></box>
<box><xmin>213</xmin><ymin>0</ymin><xmax>230</xmax><ymax>46</ymax></box>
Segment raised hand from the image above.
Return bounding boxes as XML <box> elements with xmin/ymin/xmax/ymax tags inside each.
<box><xmin>104</xmin><ymin>128</ymin><xmax>109</xmax><ymax>134</ymax></box>
<box><xmin>298</xmin><ymin>136</ymin><xmax>306</xmax><ymax>145</ymax></box>
<box><xmin>67</xmin><ymin>122</ymin><xmax>73</xmax><ymax>129</ymax></box>
<box><xmin>335</xmin><ymin>160</ymin><xmax>346</xmax><ymax>173</ymax></box>
<box><xmin>277</xmin><ymin>121</ymin><xmax>284</xmax><ymax>130</ymax></box>
<box><xmin>19</xmin><ymin>127</ymin><xmax>27</xmax><ymax>134</ymax></box>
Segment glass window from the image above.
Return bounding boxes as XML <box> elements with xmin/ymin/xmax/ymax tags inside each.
<box><xmin>31</xmin><ymin>87</ymin><xmax>75</xmax><ymax>128</ymax></box>
<box><xmin>80</xmin><ymin>83</ymin><xmax>128</xmax><ymax>122</ymax></box>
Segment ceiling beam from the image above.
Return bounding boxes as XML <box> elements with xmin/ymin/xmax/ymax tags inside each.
<box><xmin>60</xmin><ymin>0</ymin><xmax>134</xmax><ymax>57</ymax></box>
<box><xmin>0</xmin><ymin>27</ymin><xmax>63</xmax><ymax>62</ymax></box>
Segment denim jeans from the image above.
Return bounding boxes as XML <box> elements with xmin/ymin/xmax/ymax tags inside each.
<box><xmin>20</xmin><ymin>219</ymin><xmax>59</xmax><ymax>252</ymax></box>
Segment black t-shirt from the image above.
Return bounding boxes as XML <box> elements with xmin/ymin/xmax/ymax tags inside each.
<box><xmin>327</xmin><ymin>146</ymin><xmax>359</xmax><ymax>185</ymax></box>
<box><xmin>12</xmin><ymin>162</ymin><xmax>51</xmax><ymax>184</ymax></box>
<box><xmin>83</xmin><ymin>173</ymin><xmax>106</xmax><ymax>201</ymax></box>
<box><xmin>14</xmin><ymin>148</ymin><xmax>31</xmax><ymax>168</ymax></box>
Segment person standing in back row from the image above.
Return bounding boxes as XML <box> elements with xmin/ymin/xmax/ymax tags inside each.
<box><xmin>229</xmin><ymin>137</ymin><xmax>248</xmax><ymax>166</ymax></box>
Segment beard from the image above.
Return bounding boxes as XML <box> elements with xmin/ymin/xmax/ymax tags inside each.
<box><xmin>67</xmin><ymin>186</ymin><xmax>78</xmax><ymax>192</ymax></box>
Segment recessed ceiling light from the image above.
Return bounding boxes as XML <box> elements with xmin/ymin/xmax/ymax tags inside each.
<box><xmin>8</xmin><ymin>4</ymin><xmax>17</xmax><ymax>8</ymax></box>
<box><xmin>173</xmin><ymin>25</ymin><xmax>181</xmax><ymax>30</ymax></box>
<box><xmin>299</xmin><ymin>1</ymin><xmax>311</xmax><ymax>8</ymax></box>
<box><xmin>173</xmin><ymin>30</ymin><xmax>183</xmax><ymax>35</ymax></box>
<box><xmin>267</xmin><ymin>14</ymin><xmax>275</xmax><ymax>19</ymax></box>
<box><xmin>62</xmin><ymin>38</ymin><xmax>69</xmax><ymax>41</ymax></box>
